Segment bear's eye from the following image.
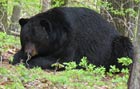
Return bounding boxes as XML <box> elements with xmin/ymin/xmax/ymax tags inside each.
<box><xmin>30</xmin><ymin>28</ymin><xmax>47</xmax><ymax>42</ymax></box>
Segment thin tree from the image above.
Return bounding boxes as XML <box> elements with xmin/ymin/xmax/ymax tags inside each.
<box><xmin>128</xmin><ymin>4</ymin><xmax>140</xmax><ymax>89</ymax></box>
<box><xmin>9</xmin><ymin>1</ymin><xmax>21</xmax><ymax>36</ymax></box>
<box><xmin>0</xmin><ymin>1</ymin><xmax>7</xmax><ymax>32</ymax></box>
<box><xmin>41</xmin><ymin>0</ymin><xmax>51</xmax><ymax>12</ymax></box>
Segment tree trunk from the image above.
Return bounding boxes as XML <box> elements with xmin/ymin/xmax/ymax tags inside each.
<box><xmin>41</xmin><ymin>0</ymin><xmax>51</xmax><ymax>12</ymax></box>
<box><xmin>128</xmin><ymin>5</ymin><xmax>140</xmax><ymax>89</ymax></box>
<box><xmin>0</xmin><ymin>1</ymin><xmax>7</xmax><ymax>32</ymax></box>
<box><xmin>9</xmin><ymin>3</ymin><xmax>21</xmax><ymax>33</ymax></box>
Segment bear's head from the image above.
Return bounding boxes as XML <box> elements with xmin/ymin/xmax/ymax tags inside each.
<box><xmin>19</xmin><ymin>16</ymin><xmax>69</xmax><ymax>57</ymax></box>
<box><xmin>19</xmin><ymin>18</ymin><xmax>56</xmax><ymax>57</ymax></box>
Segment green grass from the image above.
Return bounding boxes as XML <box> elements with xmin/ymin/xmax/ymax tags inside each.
<box><xmin>0</xmin><ymin>63</ymin><xmax>128</xmax><ymax>89</ymax></box>
<box><xmin>0</xmin><ymin>32</ymin><xmax>20</xmax><ymax>53</ymax></box>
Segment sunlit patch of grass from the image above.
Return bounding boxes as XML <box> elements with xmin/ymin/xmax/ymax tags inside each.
<box><xmin>0</xmin><ymin>32</ymin><xmax>20</xmax><ymax>53</ymax></box>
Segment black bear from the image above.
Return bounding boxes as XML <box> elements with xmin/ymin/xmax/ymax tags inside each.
<box><xmin>12</xmin><ymin>7</ymin><xmax>133</xmax><ymax>70</ymax></box>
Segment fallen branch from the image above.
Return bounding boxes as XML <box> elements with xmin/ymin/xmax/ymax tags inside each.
<box><xmin>10</xmin><ymin>31</ymin><xmax>20</xmax><ymax>36</ymax></box>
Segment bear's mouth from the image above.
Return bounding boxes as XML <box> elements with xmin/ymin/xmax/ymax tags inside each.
<box><xmin>24</xmin><ymin>43</ymin><xmax>38</xmax><ymax>67</ymax></box>
<box><xmin>25</xmin><ymin>42</ymin><xmax>38</xmax><ymax>57</ymax></box>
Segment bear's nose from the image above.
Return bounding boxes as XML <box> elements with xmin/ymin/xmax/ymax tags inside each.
<box><xmin>25</xmin><ymin>49</ymin><xmax>32</xmax><ymax>56</ymax></box>
<box><xmin>25</xmin><ymin>43</ymin><xmax>38</xmax><ymax>57</ymax></box>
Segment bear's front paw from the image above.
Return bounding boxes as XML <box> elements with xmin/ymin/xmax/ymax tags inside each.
<box><xmin>11</xmin><ymin>50</ymin><xmax>27</xmax><ymax>65</ymax></box>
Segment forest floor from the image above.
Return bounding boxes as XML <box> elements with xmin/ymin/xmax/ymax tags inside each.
<box><xmin>0</xmin><ymin>45</ymin><xmax>128</xmax><ymax>89</ymax></box>
<box><xmin>1</xmin><ymin>49</ymin><xmax>65</xmax><ymax>89</ymax></box>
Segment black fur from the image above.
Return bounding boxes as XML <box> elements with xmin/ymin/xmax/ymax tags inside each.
<box><xmin>12</xmin><ymin>7</ymin><xmax>133</xmax><ymax>70</ymax></box>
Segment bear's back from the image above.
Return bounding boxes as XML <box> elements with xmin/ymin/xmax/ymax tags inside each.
<box><xmin>30</xmin><ymin>7</ymin><xmax>121</xmax><ymax>66</ymax></box>
<box><xmin>49</xmin><ymin>7</ymin><xmax>120</xmax><ymax>65</ymax></box>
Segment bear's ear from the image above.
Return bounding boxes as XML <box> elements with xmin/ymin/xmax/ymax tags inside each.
<box><xmin>40</xmin><ymin>20</ymin><xmax>52</xmax><ymax>32</ymax></box>
<box><xmin>19</xmin><ymin>18</ymin><xmax>29</xmax><ymax>27</ymax></box>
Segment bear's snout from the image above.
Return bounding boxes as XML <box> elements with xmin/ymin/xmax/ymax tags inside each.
<box><xmin>25</xmin><ymin>43</ymin><xmax>38</xmax><ymax>57</ymax></box>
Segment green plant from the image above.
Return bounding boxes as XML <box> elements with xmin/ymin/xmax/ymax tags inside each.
<box><xmin>93</xmin><ymin>66</ymin><xmax>106</xmax><ymax>76</ymax></box>
<box><xmin>109</xmin><ymin>65</ymin><xmax>120</xmax><ymax>74</ymax></box>
<box><xmin>79</xmin><ymin>57</ymin><xmax>88</xmax><ymax>69</ymax></box>
<box><xmin>63</xmin><ymin>61</ymin><xmax>77</xmax><ymax>70</ymax></box>
<box><xmin>118</xmin><ymin>57</ymin><xmax>133</xmax><ymax>66</ymax></box>
<box><xmin>52</xmin><ymin>0</ymin><xmax>65</xmax><ymax>7</ymax></box>
<box><xmin>86</xmin><ymin>64</ymin><xmax>96</xmax><ymax>72</ymax></box>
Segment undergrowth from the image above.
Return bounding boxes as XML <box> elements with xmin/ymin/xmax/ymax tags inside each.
<box><xmin>0</xmin><ymin>57</ymin><xmax>132</xmax><ymax>89</ymax></box>
<box><xmin>0</xmin><ymin>32</ymin><xmax>20</xmax><ymax>53</ymax></box>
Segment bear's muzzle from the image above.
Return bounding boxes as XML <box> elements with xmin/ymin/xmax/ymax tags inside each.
<box><xmin>25</xmin><ymin>42</ymin><xmax>38</xmax><ymax>57</ymax></box>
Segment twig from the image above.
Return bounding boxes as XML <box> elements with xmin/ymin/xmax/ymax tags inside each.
<box><xmin>26</xmin><ymin>52</ymin><xmax>31</xmax><ymax>68</ymax></box>
<box><xmin>53</xmin><ymin>58</ymin><xmax>61</xmax><ymax>75</ymax></box>
<box><xmin>10</xmin><ymin>31</ymin><xmax>20</xmax><ymax>36</ymax></box>
<box><xmin>101</xmin><ymin>7</ymin><xmax>117</xmax><ymax>30</ymax></box>
<box><xmin>0</xmin><ymin>56</ymin><xmax>2</xmax><ymax>67</ymax></box>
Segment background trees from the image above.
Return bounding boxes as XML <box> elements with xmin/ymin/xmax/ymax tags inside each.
<box><xmin>0</xmin><ymin>0</ymin><xmax>138</xmax><ymax>37</ymax></box>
